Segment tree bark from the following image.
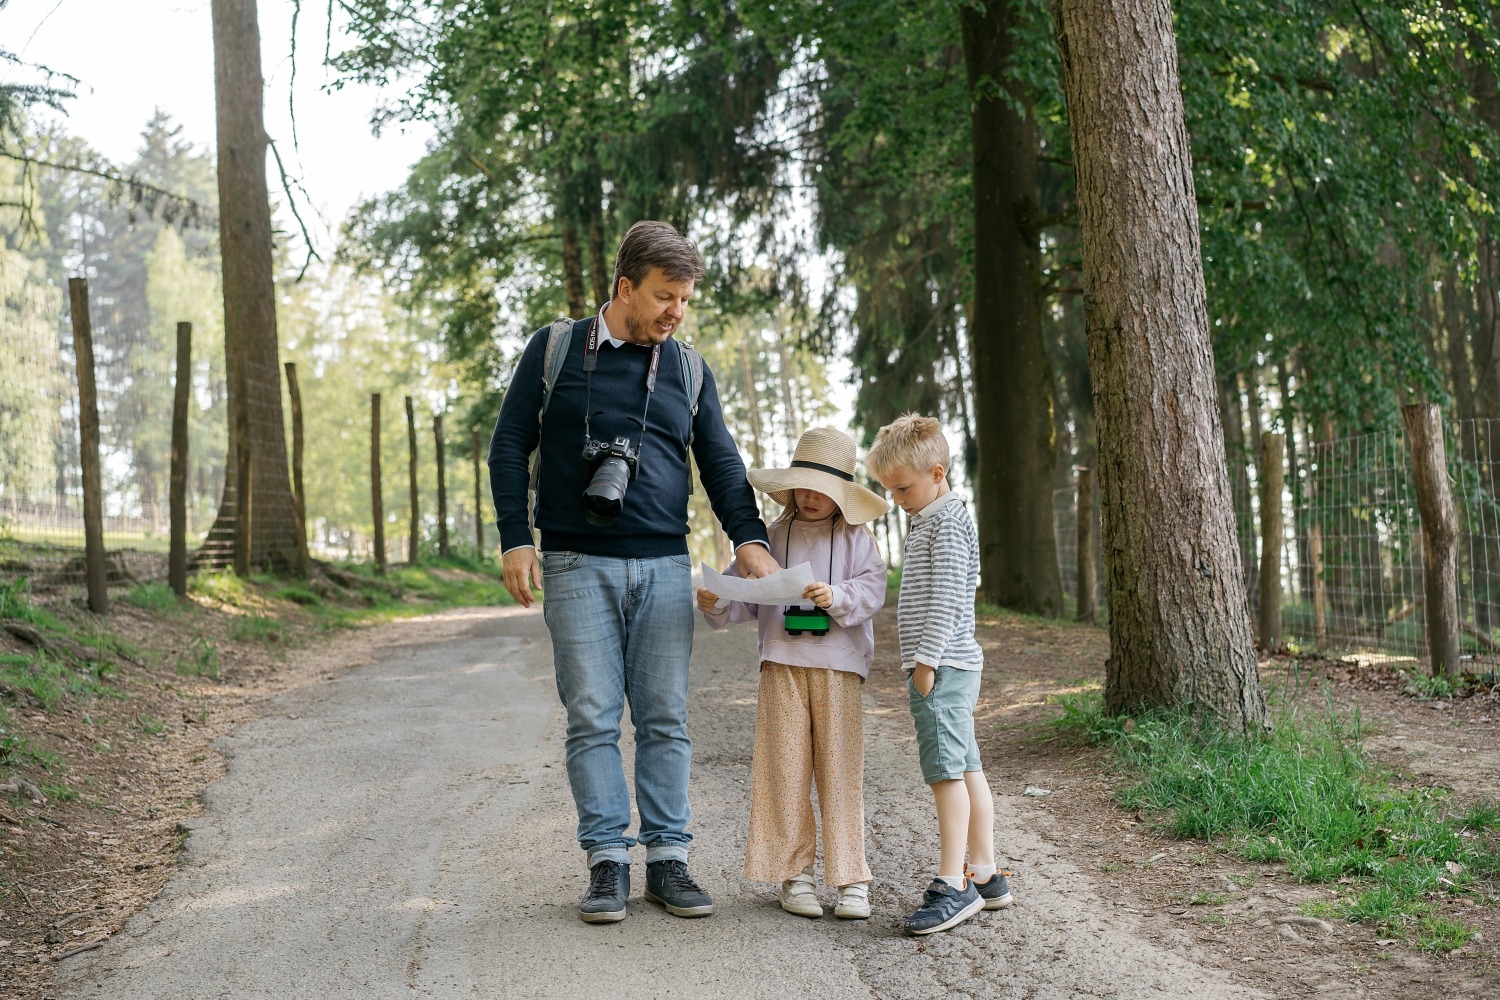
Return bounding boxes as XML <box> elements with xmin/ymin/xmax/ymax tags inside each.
<box><xmin>1258</xmin><ymin>432</ymin><xmax>1285</xmax><ymax>649</ymax></box>
<box><xmin>371</xmin><ymin>393</ymin><xmax>386</xmax><ymax>574</ymax></box>
<box><xmin>283</xmin><ymin>362</ymin><xmax>310</xmax><ymax>577</ymax></box>
<box><xmin>68</xmin><ymin>279</ymin><xmax>108</xmax><ymax>613</ymax></box>
<box><xmin>207</xmin><ymin>0</ymin><xmax>299</xmax><ymax>572</ymax></box>
<box><xmin>170</xmin><ymin>323</ymin><xmax>192</xmax><ymax>596</ymax></box>
<box><xmin>1053</xmin><ymin>0</ymin><xmax>1267</xmax><ymax>727</ymax></box>
<box><xmin>961</xmin><ymin>0</ymin><xmax>1063</xmax><ymax>616</ymax></box>
<box><xmin>1402</xmin><ymin>404</ymin><xmax>1462</xmax><ymax>678</ymax></box>
<box><xmin>434</xmin><ymin>414</ymin><xmax>450</xmax><ymax>557</ymax></box>
<box><xmin>407</xmin><ymin>396</ymin><xmax>420</xmax><ymax>563</ymax></box>
<box><xmin>560</xmin><ymin>207</ymin><xmax>588</xmax><ymax>318</ymax></box>
<box><xmin>1219</xmin><ymin>374</ymin><xmax>1258</xmax><ymax>613</ymax></box>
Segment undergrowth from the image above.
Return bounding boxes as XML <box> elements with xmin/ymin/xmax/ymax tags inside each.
<box><xmin>1051</xmin><ymin>688</ymin><xmax>1500</xmax><ymax>951</ymax></box>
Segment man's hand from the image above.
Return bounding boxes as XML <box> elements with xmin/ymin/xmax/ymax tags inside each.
<box><xmin>803</xmin><ymin>582</ymin><xmax>833</xmax><ymax>609</ymax></box>
<box><xmin>735</xmin><ymin>543</ymin><xmax>781</xmax><ymax>580</ymax></box>
<box><xmin>912</xmin><ymin>663</ymin><xmax>936</xmax><ymax>697</ymax></box>
<box><xmin>502</xmin><ymin>547</ymin><xmax>543</xmax><ymax>608</ymax></box>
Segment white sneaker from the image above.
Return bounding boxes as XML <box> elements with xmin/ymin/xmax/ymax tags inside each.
<box><xmin>834</xmin><ymin>882</ymin><xmax>870</xmax><ymax>919</ymax></box>
<box><xmin>779</xmin><ymin>869</ymin><xmax>823</xmax><ymax>918</ymax></box>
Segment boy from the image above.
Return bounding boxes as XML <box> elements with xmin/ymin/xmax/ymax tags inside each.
<box><xmin>867</xmin><ymin>414</ymin><xmax>1013</xmax><ymax>935</ymax></box>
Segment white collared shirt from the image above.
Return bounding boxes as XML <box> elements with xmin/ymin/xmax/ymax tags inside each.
<box><xmin>595</xmin><ymin>304</ymin><xmax>628</xmax><ymax>348</ymax></box>
<box><xmin>914</xmin><ymin>489</ymin><xmax>962</xmax><ymax>520</ymax></box>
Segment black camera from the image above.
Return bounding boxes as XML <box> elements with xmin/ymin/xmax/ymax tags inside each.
<box><xmin>581</xmin><ymin>435</ymin><xmax>640</xmax><ymax>526</ymax></box>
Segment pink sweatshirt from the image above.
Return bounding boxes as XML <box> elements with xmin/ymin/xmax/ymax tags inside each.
<box><xmin>701</xmin><ymin>515</ymin><xmax>887</xmax><ymax>679</ymax></box>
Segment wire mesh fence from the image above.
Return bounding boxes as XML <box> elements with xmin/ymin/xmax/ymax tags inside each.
<box><xmin>0</xmin><ymin>274</ymin><xmax>489</xmax><ymax>593</ymax></box>
<box><xmin>0</xmin><ymin>275</ymin><xmax>224</xmax><ymax>589</ymax></box>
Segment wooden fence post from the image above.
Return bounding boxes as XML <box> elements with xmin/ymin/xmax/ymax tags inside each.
<box><xmin>68</xmin><ymin>278</ymin><xmax>108</xmax><ymax>613</ymax></box>
<box><xmin>284</xmin><ymin>362</ymin><xmax>310</xmax><ymax>578</ymax></box>
<box><xmin>1402</xmin><ymin>403</ymin><xmax>1461</xmax><ymax>678</ymax></box>
<box><xmin>434</xmin><ymin>414</ymin><xmax>450</xmax><ymax>557</ymax></box>
<box><xmin>1258</xmin><ymin>432</ymin><xmax>1285</xmax><ymax>649</ymax></box>
<box><xmin>169</xmin><ymin>322</ymin><xmax>192</xmax><ymax>597</ymax></box>
<box><xmin>471</xmin><ymin>430</ymin><xmax>484</xmax><ymax>557</ymax></box>
<box><xmin>406</xmin><ymin>396</ymin><xmax>420</xmax><ymax>564</ymax></box>
<box><xmin>372</xmin><ymin>393</ymin><xmax>386</xmax><ymax>574</ymax></box>
<box><xmin>1075</xmin><ymin>466</ymin><xmax>1096</xmax><ymax>623</ymax></box>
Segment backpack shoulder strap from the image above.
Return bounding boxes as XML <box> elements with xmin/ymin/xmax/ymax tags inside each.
<box><xmin>530</xmin><ymin>317</ymin><xmax>576</xmax><ymax>495</ymax></box>
<box><xmin>538</xmin><ymin>316</ymin><xmax>576</xmax><ymax>420</ymax></box>
<box><xmin>677</xmin><ymin>341</ymin><xmax>706</xmax><ymax>495</ymax></box>
<box><xmin>677</xmin><ymin>340</ymin><xmax>705</xmax><ymax>421</ymax></box>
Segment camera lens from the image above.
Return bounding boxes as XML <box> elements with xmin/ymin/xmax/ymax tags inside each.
<box><xmin>583</xmin><ymin>456</ymin><xmax>632</xmax><ymax>526</ymax></box>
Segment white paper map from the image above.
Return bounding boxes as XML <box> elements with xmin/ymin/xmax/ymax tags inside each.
<box><xmin>700</xmin><ymin>561</ymin><xmax>815</xmax><ymax>606</ymax></box>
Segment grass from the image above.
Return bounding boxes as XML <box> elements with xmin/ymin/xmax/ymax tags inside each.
<box><xmin>120</xmin><ymin>581</ymin><xmax>182</xmax><ymax>613</ymax></box>
<box><xmin>0</xmin><ymin>652</ymin><xmax>112</xmax><ymax>711</ymax></box>
<box><xmin>1052</xmin><ymin>690</ymin><xmax>1500</xmax><ymax>950</ymax></box>
<box><xmin>230</xmin><ymin>615</ymin><xmax>283</xmax><ymax>644</ymax></box>
<box><xmin>174</xmin><ymin>636</ymin><xmax>220</xmax><ymax>679</ymax></box>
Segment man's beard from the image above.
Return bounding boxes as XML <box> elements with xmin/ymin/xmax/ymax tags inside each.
<box><xmin>625</xmin><ymin>313</ymin><xmax>669</xmax><ymax>343</ymax></box>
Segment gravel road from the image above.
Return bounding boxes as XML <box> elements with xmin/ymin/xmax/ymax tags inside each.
<box><xmin>56</xmin><ymin>605</ymin><xmax>1269</xmax><ymax>999</ymax></box>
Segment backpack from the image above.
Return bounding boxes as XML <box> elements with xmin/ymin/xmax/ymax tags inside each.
<box><xmin>527</xmin><ymin>316</ymin><xmax>706</xmax><ymax>497</ymax></box>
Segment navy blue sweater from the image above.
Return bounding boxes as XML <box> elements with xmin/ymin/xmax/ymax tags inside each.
<box><xmin>488</xmin><ymin>319</ymin><xmax>769</xmax><ymax>558</ymax></box>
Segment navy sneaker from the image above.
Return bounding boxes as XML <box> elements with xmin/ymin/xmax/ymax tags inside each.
<box><xmin>905</xmin><ymin>878</ymin><xmax>984</xmax><ymax>935</ymax></box>
<box><xmin>972</xmin><ymin>870</ymin><xmax>1014</xmax><ymax>910</ymax></box>
<box><xmin>644</xmin><ymin>860</ymin><xmax>714</xmax><ymax>917</ymax></box>
<box><xmin>579</xmin><ymin>860</ymin><xmax>629</xmax><ymax>923</ymax></box>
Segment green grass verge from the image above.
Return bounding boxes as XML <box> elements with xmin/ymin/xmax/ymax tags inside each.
<box><xmin>303</xmin><ymin>555</ymin><xmax>514</xmax><ymax>630</ymax></box>
<box><xmin>1052</xmin><ymin>690</ymin><xmax>1500</xmax><ymax>951</ymax></box>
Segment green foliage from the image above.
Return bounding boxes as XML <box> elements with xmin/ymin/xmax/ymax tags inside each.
<box><xmin>0</xmin><ymin>705</ymin><xmax>21</xmax><ymax>768</ymax></box>
<box><xmin>275</xmin><ymin>585</ymin><xmax>323</xmax><ymax>607</ymax></box>
<box><xmin>138</xmin><ymin>716</ymin><xmax>166</xmax><ymax>737</ymax></box>
<box><xmin>1053</xmin><ymin>690</ymin><xmax>1500</xmax><ymax>944</ymax></box>
<box><xmin>0</xmin><ymin>651</ymin><xmax>110</xmax><ymax>711</ymax></box>
<box><xmin>121</xmin><ymin>582</ymin><xmax>181</xmax><ymax>614</ymax></box>
<box><xmin>230</xmin><ymin>615</ymin><xmax>283</xmax><ymax>644</ymax></box>
<box><xmin>190</xmin><ymin>572</ymin><xmax>250</xmax><ymax>608</ymax></box>
<box><xmin>174</xmin><ymin>636</ymin><xmax>219</xmax><ymax>680</ymax></box>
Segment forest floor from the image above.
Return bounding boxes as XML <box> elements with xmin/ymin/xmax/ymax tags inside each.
<box><xmin>955</xmin><ymin>610</ymin><xmax>1500</xmax><ymax>998</ymax></box>
<box><xmin>0</xmin><ymin>574</ymin><xmax>1496</xmax><ymax>998</ymax></box>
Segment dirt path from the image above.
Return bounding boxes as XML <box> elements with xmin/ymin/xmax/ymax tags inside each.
<box><xmin>53</xmin><ymin>606</ymin><xmax>1266</xmax><ymax>1000</ymax></box>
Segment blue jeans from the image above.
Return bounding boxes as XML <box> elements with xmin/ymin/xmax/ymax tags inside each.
<box><xmin>541</xmin><ymin>550</ymin><xmax>695</xmax><ymax>868</ymax></box>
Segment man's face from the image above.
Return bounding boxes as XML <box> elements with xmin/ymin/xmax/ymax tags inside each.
<box><xmin>877</xmin><ymin>464</ymin><xmax>946</xmax><ymax>517</ymax></box>
<box><xmin>617</xmin><ymin>267</ymin><xmax>694</xmax><ymax>345</ymax></box>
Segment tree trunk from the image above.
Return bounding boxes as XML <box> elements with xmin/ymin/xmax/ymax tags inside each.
<box><xmin>1219</xmin><ymin>374</ymin><xmax>1258</xmax><ymax>614</ymax></box>
<box><xmin>961</xmin><ymin>0</ymin><xmax>1063</xmax><ymax>616</ymax></box>
<box><xmin>1053</xmin><ymin>0</ymin><xmax>1267</xmax><ymax>728</ymax></box>
<box><xmin>560</xmin><ymin>207</ymin><xmax>588</xmax><ymax>319</ymax></box>
<box><xmin>434</xmin><ymin>414</ymin><xmax>450</xmax><ymax>557</ymax></box>
<box><xmin>207</xmin><ymin>0</ymin><xmax>298</xmax><ymax>572</ymax></box>
<box><xmin>406</xmin><ymin>396</ymin><xmax>420</xmax><ymax>563</ymax></box>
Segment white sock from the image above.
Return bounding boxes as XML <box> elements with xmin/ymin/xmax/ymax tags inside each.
<box><xmin>970</xmin><ymin>863</ymin><xmax>997</xmax><ymax>883</ymax></box>
<box><xmin>938</xmin><ymin>874</ymin><xmax>966</xmax><ymax>890</ymax></box>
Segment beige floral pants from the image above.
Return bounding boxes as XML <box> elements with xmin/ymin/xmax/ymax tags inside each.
<box><xmin>743</xmin><ymin>661</ymin><xmax>872</xmax><ymax>887</ymax></box>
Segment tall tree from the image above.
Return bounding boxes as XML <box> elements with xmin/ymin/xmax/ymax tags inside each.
<box><xmin>962</xmin><ymin>0</ymin><xmax>1063</xmax><ymax>614</ymax></box>
<box><xmin>1053</xmin><ymin>0</ymin><xmax>1268</xmax><ymax>728</ymax></box>
<box><xmin>207</xmin><ymin>0</ymin><xmax>299</xmax><ymax>571</ymax></box>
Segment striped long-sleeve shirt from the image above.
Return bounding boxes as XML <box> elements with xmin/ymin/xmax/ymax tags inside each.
<box><xmin>897</xmin><ymin>491</ymin><xmax>984</xmax><ymax>673</ymax></box>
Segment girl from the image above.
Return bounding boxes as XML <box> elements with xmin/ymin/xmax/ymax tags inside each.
<box><xmin>697</xmin><ymin>427</ymin><xmax>890</xmax><ymax>919</ymax></box>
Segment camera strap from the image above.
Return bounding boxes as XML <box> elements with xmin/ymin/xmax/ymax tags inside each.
<box><xmin>583</xmin><ymin>316</ymin><xmax>660</xmax><ymax>458</ymax></box>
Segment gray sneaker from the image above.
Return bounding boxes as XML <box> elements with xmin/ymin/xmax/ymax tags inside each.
<box><xmin>644</xmin><ymin>860</ymin><xmax>714</xmax><ymax>917</ymax></box>
<box><xmin>580</xmin><ymin>860</ymin><xmax>629</xmax><ymax>923</ymax></box>
<box><xmin>973</xmin><ymin>870</ymin><xmax>1014</xmax><ymax>910</ymax></box>
<box><xmin>905</xmin><ymin>878</ymin><xmax>983</xmax><ymax>935</ymax></box>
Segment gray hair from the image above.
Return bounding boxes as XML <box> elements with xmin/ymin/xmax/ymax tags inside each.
<box><xmin>611</xmin><ymin>221</ymin><xmax>705</xmax><ymax>299</ymax></box>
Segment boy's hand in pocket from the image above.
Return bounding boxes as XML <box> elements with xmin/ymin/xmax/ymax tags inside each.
<box><xmin>913</xmin><ymin>663</ymin><xmax>936</xmax><ymax>697</ymax></box>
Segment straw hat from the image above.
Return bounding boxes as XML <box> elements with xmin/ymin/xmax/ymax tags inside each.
<box><xmin>747</xmin><ymin>427</ymin><xmax>892</xmax><ymax>525</ymax></box>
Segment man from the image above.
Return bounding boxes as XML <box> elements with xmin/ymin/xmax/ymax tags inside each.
<box><xmin>489</xmin><ymin>221</ymin><xmax>780</xmax><ymax>924</ymax></box>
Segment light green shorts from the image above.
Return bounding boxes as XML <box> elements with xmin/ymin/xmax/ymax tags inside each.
<box><xmin>906</xmin><ymin>665</ymin><xmax>983</xmax><ymax>784</ymax></box>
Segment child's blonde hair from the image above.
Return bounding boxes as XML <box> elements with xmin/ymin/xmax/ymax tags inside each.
<box><xmin>866</xmin><ymin>414</ymin><xmax>951</xmax><ymax>479</ymax></box>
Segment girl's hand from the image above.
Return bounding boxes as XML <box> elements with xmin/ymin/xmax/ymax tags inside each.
<box><xmin>696</xmin><ymin>587</ymin><xmax>723</xmax><ymax>613</ymax></box>
<box><xmin>803</xmin><ymin>582</ymin><xmax>833</xmax><ymax>609</ymax></box>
